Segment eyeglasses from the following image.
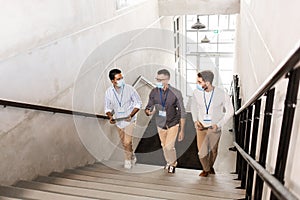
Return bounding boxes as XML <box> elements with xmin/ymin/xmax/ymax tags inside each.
<box><xmin>155</xmin><ymin>78</ymin><xmax>168</xmax><ymax>82</ymax></box>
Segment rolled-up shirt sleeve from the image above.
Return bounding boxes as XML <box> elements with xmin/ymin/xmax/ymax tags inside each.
<box><xmin>145</xmin><ymin>89</ymin><xmax>155</xmax><ymax>110</ymax></box>
<box><xmin>131</xmin><ymin>89</ymin><xmax>142</xmax><ymax>109</ymax></box>
<box><xmin>217</xmin><ymin>92</ymin><xmax>234</xmax><ymax>128</ymax></box>
<box><xmin>104</xmin><ymin>90</ymin><xmax>113</xmax><ymax>114</ymax></box>
<box><xmin>176</xmin><ymin>90</ymin><xmax>186</xmax><ymax>119</ymax></box>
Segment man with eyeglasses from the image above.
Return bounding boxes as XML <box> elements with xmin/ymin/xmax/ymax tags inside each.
<box><xmin>105</xmin><ymin>68</ymin><xmax>142</xmax><ymax>169</ymax></box>
<box><xmin>145</xmin><ymin>69</ymin><xmax>186</xmax><ymax>173</ymax></box>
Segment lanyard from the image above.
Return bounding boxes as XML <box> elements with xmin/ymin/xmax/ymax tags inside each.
<box><xmin>159</xmin><ymin>88</ymin><xmax>169</xmax><ymax>109</ymax></box>
<box><xmin>203</xmin><ymin>89</ymin><xmax>214</xmax><ymax>114</ymax></box>
<box><xmin>113</xmin><ymin>85</ymin><xmax>124</xmax><ymax>107</ymax></box>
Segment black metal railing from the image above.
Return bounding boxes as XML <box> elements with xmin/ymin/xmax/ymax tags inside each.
<box><xmin>233</xmin><ymin>45</ymin><xmax>300</xmax><ymax>200</ymax></box>
<box><xmin>0</xmin><ymin>75</ymin><xmax>156</xmax><ymax>121</ymax></box>
<box><xmin>0</xmin><ymin>99</ymin><xmax>109</xmax><ymax>119</ymax></box>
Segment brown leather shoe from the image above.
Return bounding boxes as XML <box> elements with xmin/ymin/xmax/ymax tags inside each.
<box><xmin>199</xmin><ymin>171</ymin><xmax>209</xmax><ymax>177</ymax></box>
<box><xmin>209</xmin><ymin>167</ymin><xmax>215</xmax><ymax>174</ymax></box>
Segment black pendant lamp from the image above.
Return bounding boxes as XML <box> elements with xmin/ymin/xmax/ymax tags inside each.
<box><xmin>191</xmin><ymin>15</ymin><xmax>206</xmax><ymax>29</ymax></box>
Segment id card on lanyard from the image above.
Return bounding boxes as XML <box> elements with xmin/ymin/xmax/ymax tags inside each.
<box><xmin>159</xmin><ymin>88</ymin><xmax>169</xmax><ymax>117</ymax></box>
<box><xmin>203</xmin><ymin>89</ymin><xmax>214</xmax><ymax>126</ymax></box>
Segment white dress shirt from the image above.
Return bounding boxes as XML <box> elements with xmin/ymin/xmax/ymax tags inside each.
<box><xmin>105</xmin><ymin>84</ymin><xmax>142</xmax><ymax>128</ymax></box>
<box><xmin>191</xmin><ymin>87</ymin><xmax>234</xmax><ymax>129</ymax></box>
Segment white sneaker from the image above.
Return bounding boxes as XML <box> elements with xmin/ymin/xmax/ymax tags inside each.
<box><xmin>124</xmin><ymin>160</ymin><xmax>132</xmax><ymax>169</ymax></box>
<box><xmin>131</xmin><ymin>154</ymin><xmax>137</xmax><ymax>165</ymax></box>
<box><xmin>164</xmin><ymin>163</ymin><xmax>170</xmax><ymax>170</ymax></box>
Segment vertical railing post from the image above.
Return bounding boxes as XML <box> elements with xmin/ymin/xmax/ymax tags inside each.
<box><xmin>237</xmin><ymin>111</ymin><xmax>246</xmax><ymax>181</ymax></box>
<box><xmin>254</xmin><ymin>88</ymin><xmax>275</xmax><ymax>199</ymax></box>
<box><xmin>270</xmin><ymin>68</ymin><xmax>300</xmax><ymax>200</ymax></box>
<box><xmin>245</xmin><ymin>99</ymin><xmax>262</xmax><ymax>199</ymax></box>
<box><xmin>240</xmin><ymin>106</ymin><xmax>253</xmax><ymax>189</ymax></box>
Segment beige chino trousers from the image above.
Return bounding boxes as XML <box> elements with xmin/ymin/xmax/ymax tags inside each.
<box><xmin>196</xmin><ymin>129</ymin><xmax>221</xmax><ymax>172</ymax></box>
<box><xmin>157</xmin><ymin>125</ymin><xmax>179</xmax><ymax>166</ymax></box>
<box><xmin>117</xmin><ymin>122</ymin><xmax>135</xmax><ymax>160</ymax></box>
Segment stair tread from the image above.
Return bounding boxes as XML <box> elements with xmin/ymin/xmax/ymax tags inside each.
<box><xmin>0</xmin><ymin>186</ymin><xmax>96</xmax><ymax>200</ymax></box>
<box><xmin>62</xmin><ymin>168</ymin><xmax>241</xmax><ymax>191</ymax></box>
<box><xmin>1</xmin><ymin>162</ymin><xmax>245</xmax><ymax>199</ymax></box>
<box><xmin>34</xmin><ymin>176</ymin><xmax>244</xmax><ymax>199</ymax></box>
<box><xmin>83</xmin><ymin>164</ymin><xmax>240</xmax><ymax>183</ymax></box>
<box><xmin>0</xmin><ymin>196</ymin><xmax>25</xmax><ymax>200</ymax></box>
<box><xmin>15</xmin><ymin>181</ymin><xmax>166</xmax><ymax>200</ymax></box>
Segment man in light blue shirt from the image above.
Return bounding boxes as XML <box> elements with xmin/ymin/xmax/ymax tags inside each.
<box><xmin>104</xmin><ymin>69</ymin><xmax>142</xmax><ymax>169</ymax></box>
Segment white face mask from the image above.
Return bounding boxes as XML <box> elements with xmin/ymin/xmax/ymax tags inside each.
<box><xmin>116</xmin><ymin>79</ymin><xmax>125</xmax><ymax>88</ymax></box>
<box><xmin>156</xmin><ymin>82</ymin><xmax>164</xmax><ymax>89</ymax></box>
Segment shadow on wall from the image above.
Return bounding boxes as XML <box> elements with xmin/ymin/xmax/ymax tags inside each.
<box><xmin>135</xmin><ymin>112</ymin><xmax>202</xmax><ymax>170</ymax></box>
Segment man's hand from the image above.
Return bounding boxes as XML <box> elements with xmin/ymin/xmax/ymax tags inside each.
<box><xmin>194</xmin><ymin>121</ymin><xmax>204</xmax><ymax>130</ymax></box>
<box><xmin>145</xmin><ymin>108</ymin><xmax>155</xmax><ymax>116</ymax></box>
<box><xmin>125</xmin><ymin>115</ymin><xmax>132</xmax><ymax>122</ymax></box>
<box><xmin>109</xmin><ymin>117</ymin><xmax>116</xmax><ymax>124</ymax></box>
<box><xmin>178</xmin><ymin>130</ymin><xmax>184</xmax><ymax>142</ymax></box>
<box><xmin>211</xmin><ymin>124</ymin><xmax>218</xmax><ymax>132</ymax></box>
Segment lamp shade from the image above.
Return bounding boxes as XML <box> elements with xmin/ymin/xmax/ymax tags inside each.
<box><xmin>191</xmin><ymin>17</ymin><xmax>205</xmax><ymax>29</ymax></box>
<box><xmin>201</xmin><ymin>35</ymin><xmax>210</xmax><ymax>43</ymax></box>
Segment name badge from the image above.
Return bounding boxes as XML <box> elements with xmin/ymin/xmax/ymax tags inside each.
<box><xmin>118</xmin><ymin>107</ymin><xmax>125</xmax><ymax>113</ymax></box>
<box><xmin>159</xmin><ymin>110</ymin><xmax>167</xmax><ymax>117</ymax></box>
<box><xmin>203</xmin><ymin>114</ymin><xmax>212</xmax><ymax>125</ymax></box>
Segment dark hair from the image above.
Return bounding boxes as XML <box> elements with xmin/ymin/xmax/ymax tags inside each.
<box><xmin>157</xmin><ymin>69</ymin><xmax>170</xmax><ymax>78</ymax></box>
<box><xmin>198</xmin><ymin>70</ymin><xmax>214</xmax><ymax>83</ymax></box>
<box><xmin>109</xmin><ymin>69</ymin><xmax>122</xmax><ymax>80</ymax></box>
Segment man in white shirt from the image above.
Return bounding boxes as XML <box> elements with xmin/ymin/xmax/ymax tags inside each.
<box><xmin>104</xmin><ymin>69</ymin><xmax>142</xmax><ymax>169</ymax></box>
<box><xmin>191</xmin><ymin>70</ymin><xmax>234</xmax><ymax>177</ymax></box>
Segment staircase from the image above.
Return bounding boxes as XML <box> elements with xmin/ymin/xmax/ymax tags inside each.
<box><xmin>0</xmin><ymin>161</ymin><xmax>245</xmax><ymax>200</ymax></box>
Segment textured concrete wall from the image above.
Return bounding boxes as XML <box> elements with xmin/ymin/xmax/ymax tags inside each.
<box><xmin>0</xmin><ymin>0</ymin><xmax>163</xmax><ymax>185</ymax></box>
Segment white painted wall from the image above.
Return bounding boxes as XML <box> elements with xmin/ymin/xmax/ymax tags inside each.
<box><xmin>158</xmin><ymin>0</ymin><xmax>240</xmax><ymax>16</ymax></box>
<box><xmin>235</xmin><ymin>0</ymin><xmax>300</xmax><ymax>198</ymax></box>
<box><xmin>0</xmin><ymin>0</ymin><xmax>171</xmax><ymax>185</ymax></box>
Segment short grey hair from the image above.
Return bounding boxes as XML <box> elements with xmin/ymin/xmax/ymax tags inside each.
<box><xmin>198</xmin><ymin>70</ymin><xmax>214</xmax><ymax>83</ymax></box>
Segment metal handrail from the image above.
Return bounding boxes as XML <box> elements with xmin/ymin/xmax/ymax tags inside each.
<box><xmin>234</xmin><ymin>142</ymin><xmax>298</xmax><ymax>200</ymax></box>
<box><xmin>233</xmin><ymin>43</ymin><xmax>300</xmax><ymax>199</ymax></box>
<box><xmin>0</xmin><ymin>99</ymin><xmax>109</xmax><ymax>119</ymax></box>
<box><xmin>132</xmin><ymin>75</ymin><xmax>156</xmax><ymax>88</ymax></box>
<box><xmin>236</xmin><ymin>44</ymin><xmax>300</xmax><ymax>115</ymax></box>
<box><xmin>0</xmin><ymin>75</ymin><xmax>155</xmax><ymax>119</ymax></box>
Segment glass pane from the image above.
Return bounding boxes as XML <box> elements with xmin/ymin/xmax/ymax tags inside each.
<box><xmin>219</xmin><ymin>15</ymin><xmax>229</xmax><ymax>30</ymax></box>
<box><xmin>219</xmin><ymin>57</ymin><xmax>234</xmax><ymax>70</ymax></box>
<box><xmin>229</xmin><ymin>14</ymin><xmax>237</xmax><ymax>29</ymax></box>
<box><xmin>218</xmin><ymin>43</ymin><xmax>234</xmax><ymax>52</ymax></box>
<box><xmin>219</xmin><ymin>70</ymin><xmax>233</xmax><ymax>85</ymax></box>
<box><xmin>186</xmin><ymin>69</ymin><xmax>197</xmax><ymax>83</ymax></box>
<box><xmin>219</xmin><ymin>31</ymin><xmax>235</xmax><ymax>43</ymax></box>
<box><xmin>186</xmin><ymin>83</ymin><xmax>196</xmax><ymax>96</ymax></box>
<box><xmin>199</xmin><ymin>15</ymin><xmax>208</xmax><ymax>30</ymax></box>
<box><xmin>198</xmin><ymin>43</ymin><xmax>218</xmax><ymax>52</ymax></box>
<box><xmin>186</xmin><ymin>31</ymin><xmax>198</xmax><ymax>43</ymax></box>
<box><xmin>186</xmin><ymin>43</ymin><xmax>198</xmax><ymax>53</ymax></box>
<box><xmin>186</xmin><ymin>15</ymin><xmax>197</xmax><ymax>31</ymax></box>
<box><xmin>209</xmin><ymin>15</ymin><xmax>218</xmax><ymax>30</ymax></box>
<box><xmin>199</xmin><ymin>56</ymin><xmax>216</xmax><ymax>70</ymax></box>
<box><xmin>186</xmin><ymin>56</ymin><xmax>197</xmax><ymax>69</ymax></box>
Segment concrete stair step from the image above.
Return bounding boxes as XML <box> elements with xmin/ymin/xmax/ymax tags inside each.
<box><xmin>14</xmin><ymin>180</ymin><xmax>163</xmax><ymax>200</ymax></box>
<box><xmin>0</xmin><ymin>162</ymin><xmax>245</xmax><ymax>199</ymax></box>
<box><xmin>0</xmin><ymin>185</ymin><xmax>96</xmax><ymax>200</ymax></box>
<box><xmin>35</xmin><ymin>175</ymin><xmax>232</xmax><ymax>200</ymax></box>
<box><xmin>0</xmin><ymin>196</ymin><xmax>26</xmax><ymax>200</ymax></box>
